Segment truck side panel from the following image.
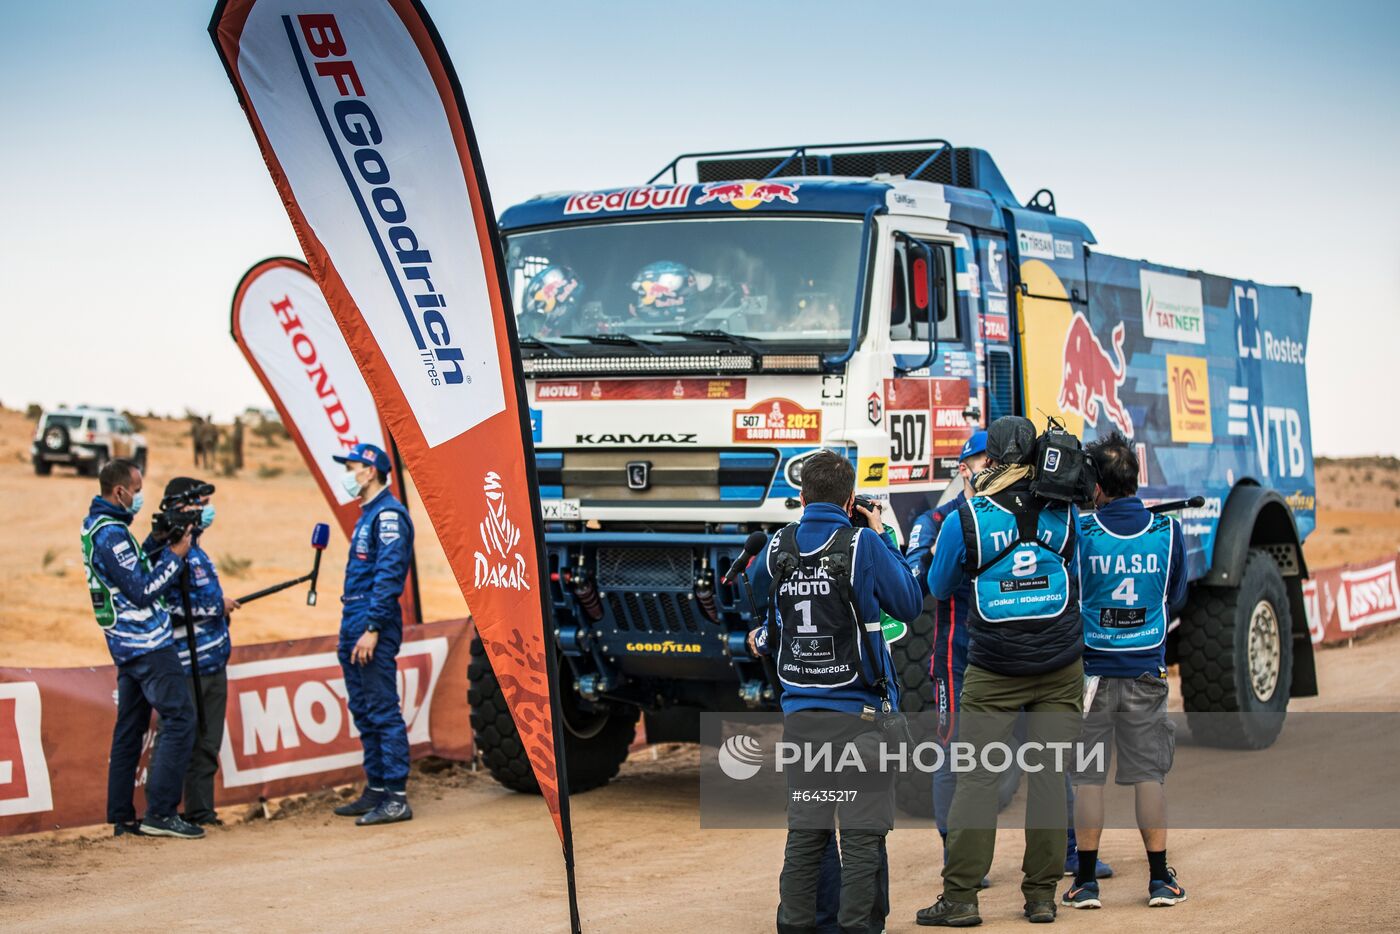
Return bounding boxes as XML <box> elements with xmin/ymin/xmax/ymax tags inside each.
<box><xmin>1014</xmin><ymin>251</ymin><xmax>1314</xmax><ymax>583</ymax></box>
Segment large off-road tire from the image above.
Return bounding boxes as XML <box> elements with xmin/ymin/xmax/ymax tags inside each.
<box><xmin>467</xmin><ymin>635</ymin><xmax>638</xmax><ymax>794</ymax></box>
<box><xmin>83</xmin><ymin>446</ymin><xmax>110</xmax><ymax>479</ymax></box>
<box><xmin>41</xmin><ymin>424</ymin><xmax>69</xmax><ymax>456</ymax></box>
<box><xmin>134</xmin><ymin>447</ymin><xmax>148</xmax><ymax>473</ymax></box>
<box><xmin>892</xmin><ymin>597</ymin><xmax>938</xmax><ymax>817</ymax></box>
<box><xmin>1179</xmin><ymin>548</ymin><xmax>1293</xmax><ymax>749</ymax></box>
<box><xmin>32</xmin><ymin>458</ymin><xmax>52</xmax><ymax>476</ymax></box>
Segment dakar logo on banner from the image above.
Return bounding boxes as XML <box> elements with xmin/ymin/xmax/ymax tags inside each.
<box><xmin>475</xmin><ymin>472</ymin><xmax>530</xmax><ymax>590</ymax></box>
<box><xmin>0</xmin><ymin>682</ymin><xmax>54</xmax><ymax>818</ymax></box>
<box><xmin>1058</xmin><ymin>312</ymin><xmax>1134</xmax><ymax>437</ymax></box>
<box><xmin>219</xmin><ymin>640</ymin><xmax>447</xmax><ymax>788</ymax></box>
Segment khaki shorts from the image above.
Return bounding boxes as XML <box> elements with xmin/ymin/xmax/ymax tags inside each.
<box><xmin>1071</xmin><ymin>672</ymin><xmax>1176</xmax><ymax>786</ymax></box>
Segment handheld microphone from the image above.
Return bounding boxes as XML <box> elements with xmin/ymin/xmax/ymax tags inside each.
<box><xmin>1147</xmin><ymin>495</ymin><xmax>1206</xmax><ymax>515</ymax></box>
<box><xmin>722</xmin><ymin>530</ymin><xmax>769</xmax><ymax>586</ymax></box>
<box><xmin>307</xmin><ymin>522</ymin><xmax>330</xmax><ymax>606</ymax></box>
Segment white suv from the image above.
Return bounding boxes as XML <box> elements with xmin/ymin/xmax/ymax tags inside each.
<box><xmin>31</xmin><ymin>407</ymin><xmax>147</xmax><ymax>477</ymax></box>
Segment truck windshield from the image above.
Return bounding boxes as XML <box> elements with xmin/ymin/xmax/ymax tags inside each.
<box><xmin>504</xmin><ymin>217</ymin><xmax>864</xmax><ymax>347</ymax></box>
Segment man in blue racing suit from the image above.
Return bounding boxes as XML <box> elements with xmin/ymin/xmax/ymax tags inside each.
<box><xmin>330</xmin><ymin>443</ymin><xmax>416</xmax><ymax>826</ymax></box>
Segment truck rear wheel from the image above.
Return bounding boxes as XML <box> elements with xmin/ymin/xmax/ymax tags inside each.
<box><xmin>892</xmin><ymin>599</ymin><xmax>938</xmax><ymax>817</ymax></box>
<box><xmin>1178</xmin><ymin>548</ymin><xmax>1292</xmax><ymax>749</ymax></box>
<box><xmin>467</xmin><ymin>634</ymin><xmax>638</xmax><ymax>794</ymax></box>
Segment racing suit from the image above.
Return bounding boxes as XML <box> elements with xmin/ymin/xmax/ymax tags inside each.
<box><xmin>339</xmin><ymin>488</ymin><xmax>415</xmax><ymax>793</ymax></box>
<box><xmin>81</xmin><ymin>496</ymin><xmax>194</xmax><ymax>823</ymax></box>
<box><xmin>145</xmin><ymin>532</ymin><xmax>231</xmax><ymax>823</ymax></box>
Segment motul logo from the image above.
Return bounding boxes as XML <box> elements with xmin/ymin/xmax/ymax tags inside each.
<box><xmin>219</xmin><ymin>639</ymin><xmax>447</xmax><ymax>787</ymax></box>
<box><xmin>1341</xmin><ymin>564</ymin><xmax>1400</xmax><ymax>630</ymax></box>
<box><xmin>0</xmin><ymin>682</ymin><xmax>53</xmax><ymax>817</ymax></box>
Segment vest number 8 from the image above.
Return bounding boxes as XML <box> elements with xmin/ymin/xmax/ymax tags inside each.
<box><xmin>1011</xmin><ymin>551</ymin><xmax>1038</xmax><ymax>578</ymax></box>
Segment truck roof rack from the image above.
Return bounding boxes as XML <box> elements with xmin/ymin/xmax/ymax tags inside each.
<box><xmin>648</xmin><ymin>140</ymin><xmax>1022</xmax><ymax>205</ymax></box>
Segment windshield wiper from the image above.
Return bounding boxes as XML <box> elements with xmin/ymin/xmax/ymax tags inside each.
<box><xmin>563</xmin><ymin>333</ymin><xmax>663</xmax><ymax>356</ymax></box>
<box><xmin>518</xmin><ymin>336</ymin><xmax>575</xmax><ymax>358</ymax></box>
<box><xmin>653</xmin><ymin>329</ymin><xmax>766</xmax><ymax>355</ymax></box>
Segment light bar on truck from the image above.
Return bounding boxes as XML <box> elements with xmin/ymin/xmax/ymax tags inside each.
<box><xmin>522</xmin><ymin>354</ymin><xmax>755</xmax><ymax>376</ymax></box>
<box><xmin>758</xmin><ymin>354</ymin><xmax>824</xmax><ymax>372</ymax></box>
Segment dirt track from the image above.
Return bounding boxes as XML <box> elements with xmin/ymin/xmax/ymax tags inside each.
<box><xmin>3</xmin><ymin>628</ymin><xmax>1397</xmax><ymax>933</ymax></box>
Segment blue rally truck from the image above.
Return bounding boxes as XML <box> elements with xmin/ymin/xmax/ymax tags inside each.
<box><xmin>466</xmin><ymin>141</ymin><xmax>1316</xmax><ymax>810</ymax></box>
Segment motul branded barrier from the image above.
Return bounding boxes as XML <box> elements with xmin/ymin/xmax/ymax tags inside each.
<box><xmin>1304</xmin><ymin>554</ymin><xmax>1400</xmax><ymax>645</ymax></box>
<box><xmin>0</xmin><ymin>619</ymin><xmax>472</xmax><ymax>835</ymax></box>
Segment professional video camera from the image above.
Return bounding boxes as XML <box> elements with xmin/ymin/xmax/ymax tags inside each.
<box><xmin>151</xmin><ymin>481</ymin><xmax>216</xmax><ymax>542</ymax></box>
<box><xmin>1029</xmin><ymin>415</ymin><xmax>1098</xmax><ymax>506</ymax></box>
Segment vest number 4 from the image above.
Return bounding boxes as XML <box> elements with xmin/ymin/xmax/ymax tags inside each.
<box><xmin>1111</xmin><ymin>576</ymin><xmax>1138</xmax><ymax>604</ymax></box>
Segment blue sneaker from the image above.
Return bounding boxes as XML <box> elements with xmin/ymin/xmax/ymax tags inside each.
<box><xmin>1064</xmin><ymin>851</ymin><xmax>1114</xmax><ymax>879</ymax></box>
<box><xmin>1060</xmin><ymin>879</ymin><xmax>1101</xmax><ymax>910</ymax></box>
<box><xmin>1148</xmin><ymin>868</ymin><xmax>1186</xmax><ymax>907</ymax></box>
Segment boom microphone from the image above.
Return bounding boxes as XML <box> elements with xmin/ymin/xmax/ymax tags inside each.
<box><xmin>1148</xmin><ymin>495</ymin><xmax>1206</xmax><ymax>514</ymax></box>
<box><xmin>722</xmin><ymin>530</ymin><xmax>770</xmax><ymax>585</ymax></box>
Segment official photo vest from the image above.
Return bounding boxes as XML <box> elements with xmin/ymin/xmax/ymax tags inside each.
<box><xmin>1078</xmin><ymin>513</ymin><xmax>1174</xmax><ymax>652</ymax></box>
<box><xmin>767</xmin><ymin>525</ymin><xmax>866</xmax><ymax>690</ymax></box>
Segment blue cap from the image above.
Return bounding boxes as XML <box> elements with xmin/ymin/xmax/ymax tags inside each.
<box><xmin>959</xmin><ymin>430</ymin><xmax>988</xmax><ymax>462</ymax></box>
<box><xmin>333</xmin><ymin>442</ymin><xmax>391</xmax><ymax>474</ymax></box>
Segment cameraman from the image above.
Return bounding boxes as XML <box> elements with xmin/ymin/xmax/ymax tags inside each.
<box><xmin>144</xmin><ymin>477</ymin><xmax>240</xmax><ymax>828</ymax></box>
<box><xmin>81</xmin><ymin>459</ymin><xmax>202</xmax><ymax>840</ymax></box>
<box><xmin>745</xmin><ymin>449</ymin><xmax>922</xmax><ymax>934</ymax></box>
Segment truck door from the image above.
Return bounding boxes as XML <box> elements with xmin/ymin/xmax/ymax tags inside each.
<box><xmin>976</xmin><ymin>233</ymin><xmax>1016</xmax><ymax>423</ymax></box>
<box><xmin>1010</xmin><ymin>227</ymin><xmax>1094</xmax><ymax>437</ymax></box>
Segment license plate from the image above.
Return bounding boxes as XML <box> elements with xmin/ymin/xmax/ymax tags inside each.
<box><xmin>541</xmin><ymin>499</ymin><xmax>581</xmax><ymax>520</ymax></box>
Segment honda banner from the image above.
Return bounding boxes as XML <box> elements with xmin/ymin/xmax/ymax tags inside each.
<box><xmin>231</xmin><ymin>256</ymin><xmax>420</xmax><ymax>623</ymax></box>
<box><xmin>209</xmin><ymin>0</ymin><xmax>571</xmax><ymax>870</ymax></box>
<box><xmin>0</xmin><ymin>619</ymin><xmax>473</xmax><ymax>836</ymax></box>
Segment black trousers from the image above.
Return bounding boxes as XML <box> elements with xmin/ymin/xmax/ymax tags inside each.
<box><xmin>107</xmin><ymin>646</ymin><xmax>195</xmax><ymax>823</ymax></box>
<box><xmin>182</xmin><ymin>668</ymin><xmax>228</xmax><ymax>822</ymax></box>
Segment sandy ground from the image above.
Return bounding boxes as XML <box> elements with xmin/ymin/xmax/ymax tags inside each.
<box><xmin>1</xmin><ymin>629</ymin><xmax>1397</xmax><ymax>932</ymax></box>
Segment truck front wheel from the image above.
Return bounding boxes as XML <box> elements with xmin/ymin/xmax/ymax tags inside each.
<box><xmin>1178</xmin><ymin>548</ymin><xmax>1293</xmax><ymax>749</ymax></box>
<box><xmin>467</xmin><ymin>635</ymin><xmax>638</xmax><ymax>794</ymax></box>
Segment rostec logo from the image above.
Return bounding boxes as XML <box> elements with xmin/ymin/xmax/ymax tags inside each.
<box><xmin>475</xmin><ymin>471</ymin><xmax>530</xmax><ymax>590</ymax></box>
<box><xmin>220</xmin><ymin>640</ymin><xmax>446</xmax><ymax>788</ymax></box>
<box><xmin>695</xmin><ymin>180</ymin><xmax>801</xmax><ymax>210</ymax></box>
<box><xmin>1235</xmin><ymin>285</ymin><xmax>1305</xmax><ymax>365</ymax></box>
<box><xmin>0</xmin><ymin>682</ymin><xmax>55</xmax><ymax>817</ymax></box>
<box><xmin>1339</xmin><ymin>563</ymin><xmax>1400</xmax><ymax>630</ymax></box>
<box><xmin>1058</xmin><ymin>312</ymin><xmax>1134</xmax><ymax>437</ymax></box>
<box><xmin>270</xmin><ymin>294</ymin><xmax>360</xmax><ymax>452</ymax></box>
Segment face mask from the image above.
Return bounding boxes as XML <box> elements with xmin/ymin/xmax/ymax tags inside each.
<box><xmin>127</xmin><ymin>491</ymin><xmax>144</xmax><ymax>515</ymax></box>
<box><xmin>200</xmin><ymin>504</ymin><xmax>216</xmax><ymax>529</ymax></box>
<box><xmin>340</xmin><ymin>470</ymin><xmax>363</xmax><ymax>498</ymax></box>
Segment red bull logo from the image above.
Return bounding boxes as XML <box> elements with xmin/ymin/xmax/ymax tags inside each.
<box><xmin>532</xmin><ymin>276</ymin><xmax>576</xmax><ymax>314</ymax></box>
<box><xmin>1059</xmin><ymin>312</ymin><xmax>1134</xmax><ymax>437</ymax></box>
<box><xmin>696</xmin><ymin>180</ymin><xmax>802</xmax><ymax>210</ymax></box>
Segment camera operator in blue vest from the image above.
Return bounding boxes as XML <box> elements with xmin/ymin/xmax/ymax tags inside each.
<box><xmin>916</xmin><ymin>416</ymin><xmax>1084</xmax><ymax>927</ymax></box>
<box><xmin>745</xmin><ymin>449</ymin><xmax>923</xmax><ymax>934</ymax></box>
<box><xmin>144</xmin><ymin>476</ymin><xmax>240</xmax><ymax>828</ymax></box>
<box><xmin>1061</xmin><ymin>433</ymin><xmax>1188</xmax><ymax>911</ymax></box>
<box><xmin>81</xmin><ymin>459</ymin><xmax>203</xmax><ymax>840</ymax></box>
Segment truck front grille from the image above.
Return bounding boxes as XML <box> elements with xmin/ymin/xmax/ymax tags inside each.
<box><xmin>597</xmin><ymin>547</ymin><xmax>694</xmax><ymax>590</ymax></box>
<box><xmin>536</xmin><ymin>448</ymin><xmax>777</xmax><ymax>507</ymax></box>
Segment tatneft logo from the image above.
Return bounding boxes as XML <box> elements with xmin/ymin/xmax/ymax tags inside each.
<box><xmin>219</xmin><ymin>640</ymin><xmax>446</xmax><ymax>787</ymax></box>
<box><xmin>244</xmin><ymin>8</ymin><xmax>506</xmax><ymax>445</ymax></box>
<box><xmin>1017</xmin><ymin>230</ymin><xmax>1055</xmax><ymax>260</ymax></box>
<box><xmin>475</xmin><ymin>471</ymin><xmax>530</xmax><ymax>590</ymax></box>
<box><xmin>1235</xmin><ymin>286</ymin><xmax>1305</xmax><ymax>364</ymax></box>
<box><xmin>1140</xmin><ymin>270</ymin><xmax>1205</xmax><ymax>345</ymax></box>
<box><xmin>0</xmin><ymin>683</ymin><xmax>53</xmax><ymax>816</ymax></box>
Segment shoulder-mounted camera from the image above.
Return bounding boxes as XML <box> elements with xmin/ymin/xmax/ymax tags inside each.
<box><xmin>152</xmin><ymin>481</ymin><xmax>215</xmax><ymax>542</ymax></box>
<box><xmin>1029</xmin><ymin>416</ymin><xmax>1098</xmax><ymax>507</ymax></box>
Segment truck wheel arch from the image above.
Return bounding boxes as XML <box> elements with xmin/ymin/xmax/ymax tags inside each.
<box><xmin>1197</xmin><ymin>482</ymin><xmax>1317</xmax><ymax>698</ymax></box>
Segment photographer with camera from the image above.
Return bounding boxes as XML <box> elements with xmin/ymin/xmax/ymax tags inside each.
<box><xmin>916</xmin><ymin>416</ymin><xmax>1085</xmax><ymax>927</ymax></box>
<box><xmin>744</xmin><ymin>449</ymin><xmax>922</xmax><ymax>934</ymax></box>
<box><xmin>81</xmin><ymin>459</ymin><xmax>202</xmax><ymax>840</ymax></box>
<box><xmin>144</xmin><ymin>477</ymin><xmax>240</xmax><ymax>828</ymax></box>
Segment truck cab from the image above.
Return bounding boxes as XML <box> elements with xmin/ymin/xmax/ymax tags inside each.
<box><xmin>471</xmin><ymin>141</ymin><xmax>1317</xmax><ymax>802</ymax></box>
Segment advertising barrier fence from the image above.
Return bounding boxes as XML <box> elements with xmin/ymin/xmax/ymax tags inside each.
<box><xmin>1304</xmin><ymin>553</ymin><xmax>1400</xmax><ymax>644</ymax></box>
<box><xmin>0</xmin><ymin>619</ymin><xmax>472</xmax><ymax>836</ymax></box>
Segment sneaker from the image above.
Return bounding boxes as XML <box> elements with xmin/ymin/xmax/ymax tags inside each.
<box><xmin>1148</xmin><ymin>869</ymin><xmax>1187</xmax><ymax>907</ymax></box>
<box><xmin>113</xmin><ymin>821</ymin><xmax>144</xmax><ymax>837</ymax></box>
<box><xmin>1023</xmin><ymin>901</ymin><xmax>1057</xmax><ymax>923</ymax></box>
<box><xmin>183</xmin><ymin>813</ymin><xmax>223</xmax><ymax>827</ymax></box>
<box><xmin>334</xmin><ymin>788</ymin><xmax>384</xmax><ymax>817</ymax></box>
<box><xmin>1063</xmin><ymin>852</ymin><xmax>1114</xmax><ymax>879</ymax></box>
<box><xmin>1060</xmin><ymin>880</ymin><xmax>1101</xmax><ymax>910</ymax></box>
<box><xmin>139</xmin><ymin>814</ymin><xmax>205</xmax><ymax>839</ymax></box>
<box><xmin>915</xmin><ymin>896</ymin><xmax>981</xmax><ymax>927</ymax></box>
<box><xmin>356</xmin><ymin>797</ymin><xmax>413</xmax><ymax>826</ymax></box>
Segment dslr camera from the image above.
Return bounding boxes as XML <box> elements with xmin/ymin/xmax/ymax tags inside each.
<box><xmin>849</xmin><ymin>493</ymin><xmax>879</xmax><ymax>521</ymax></box>
<box><xmin>151</xmin><ymin>481</ymin><xmax>215</xmax><ymax>542</ymax></box>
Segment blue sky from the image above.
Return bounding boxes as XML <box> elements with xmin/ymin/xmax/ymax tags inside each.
<box><xmin>0</xmin><ymin>0</ymin><xmax>1396</xmax><ymax>455</ymax></box>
